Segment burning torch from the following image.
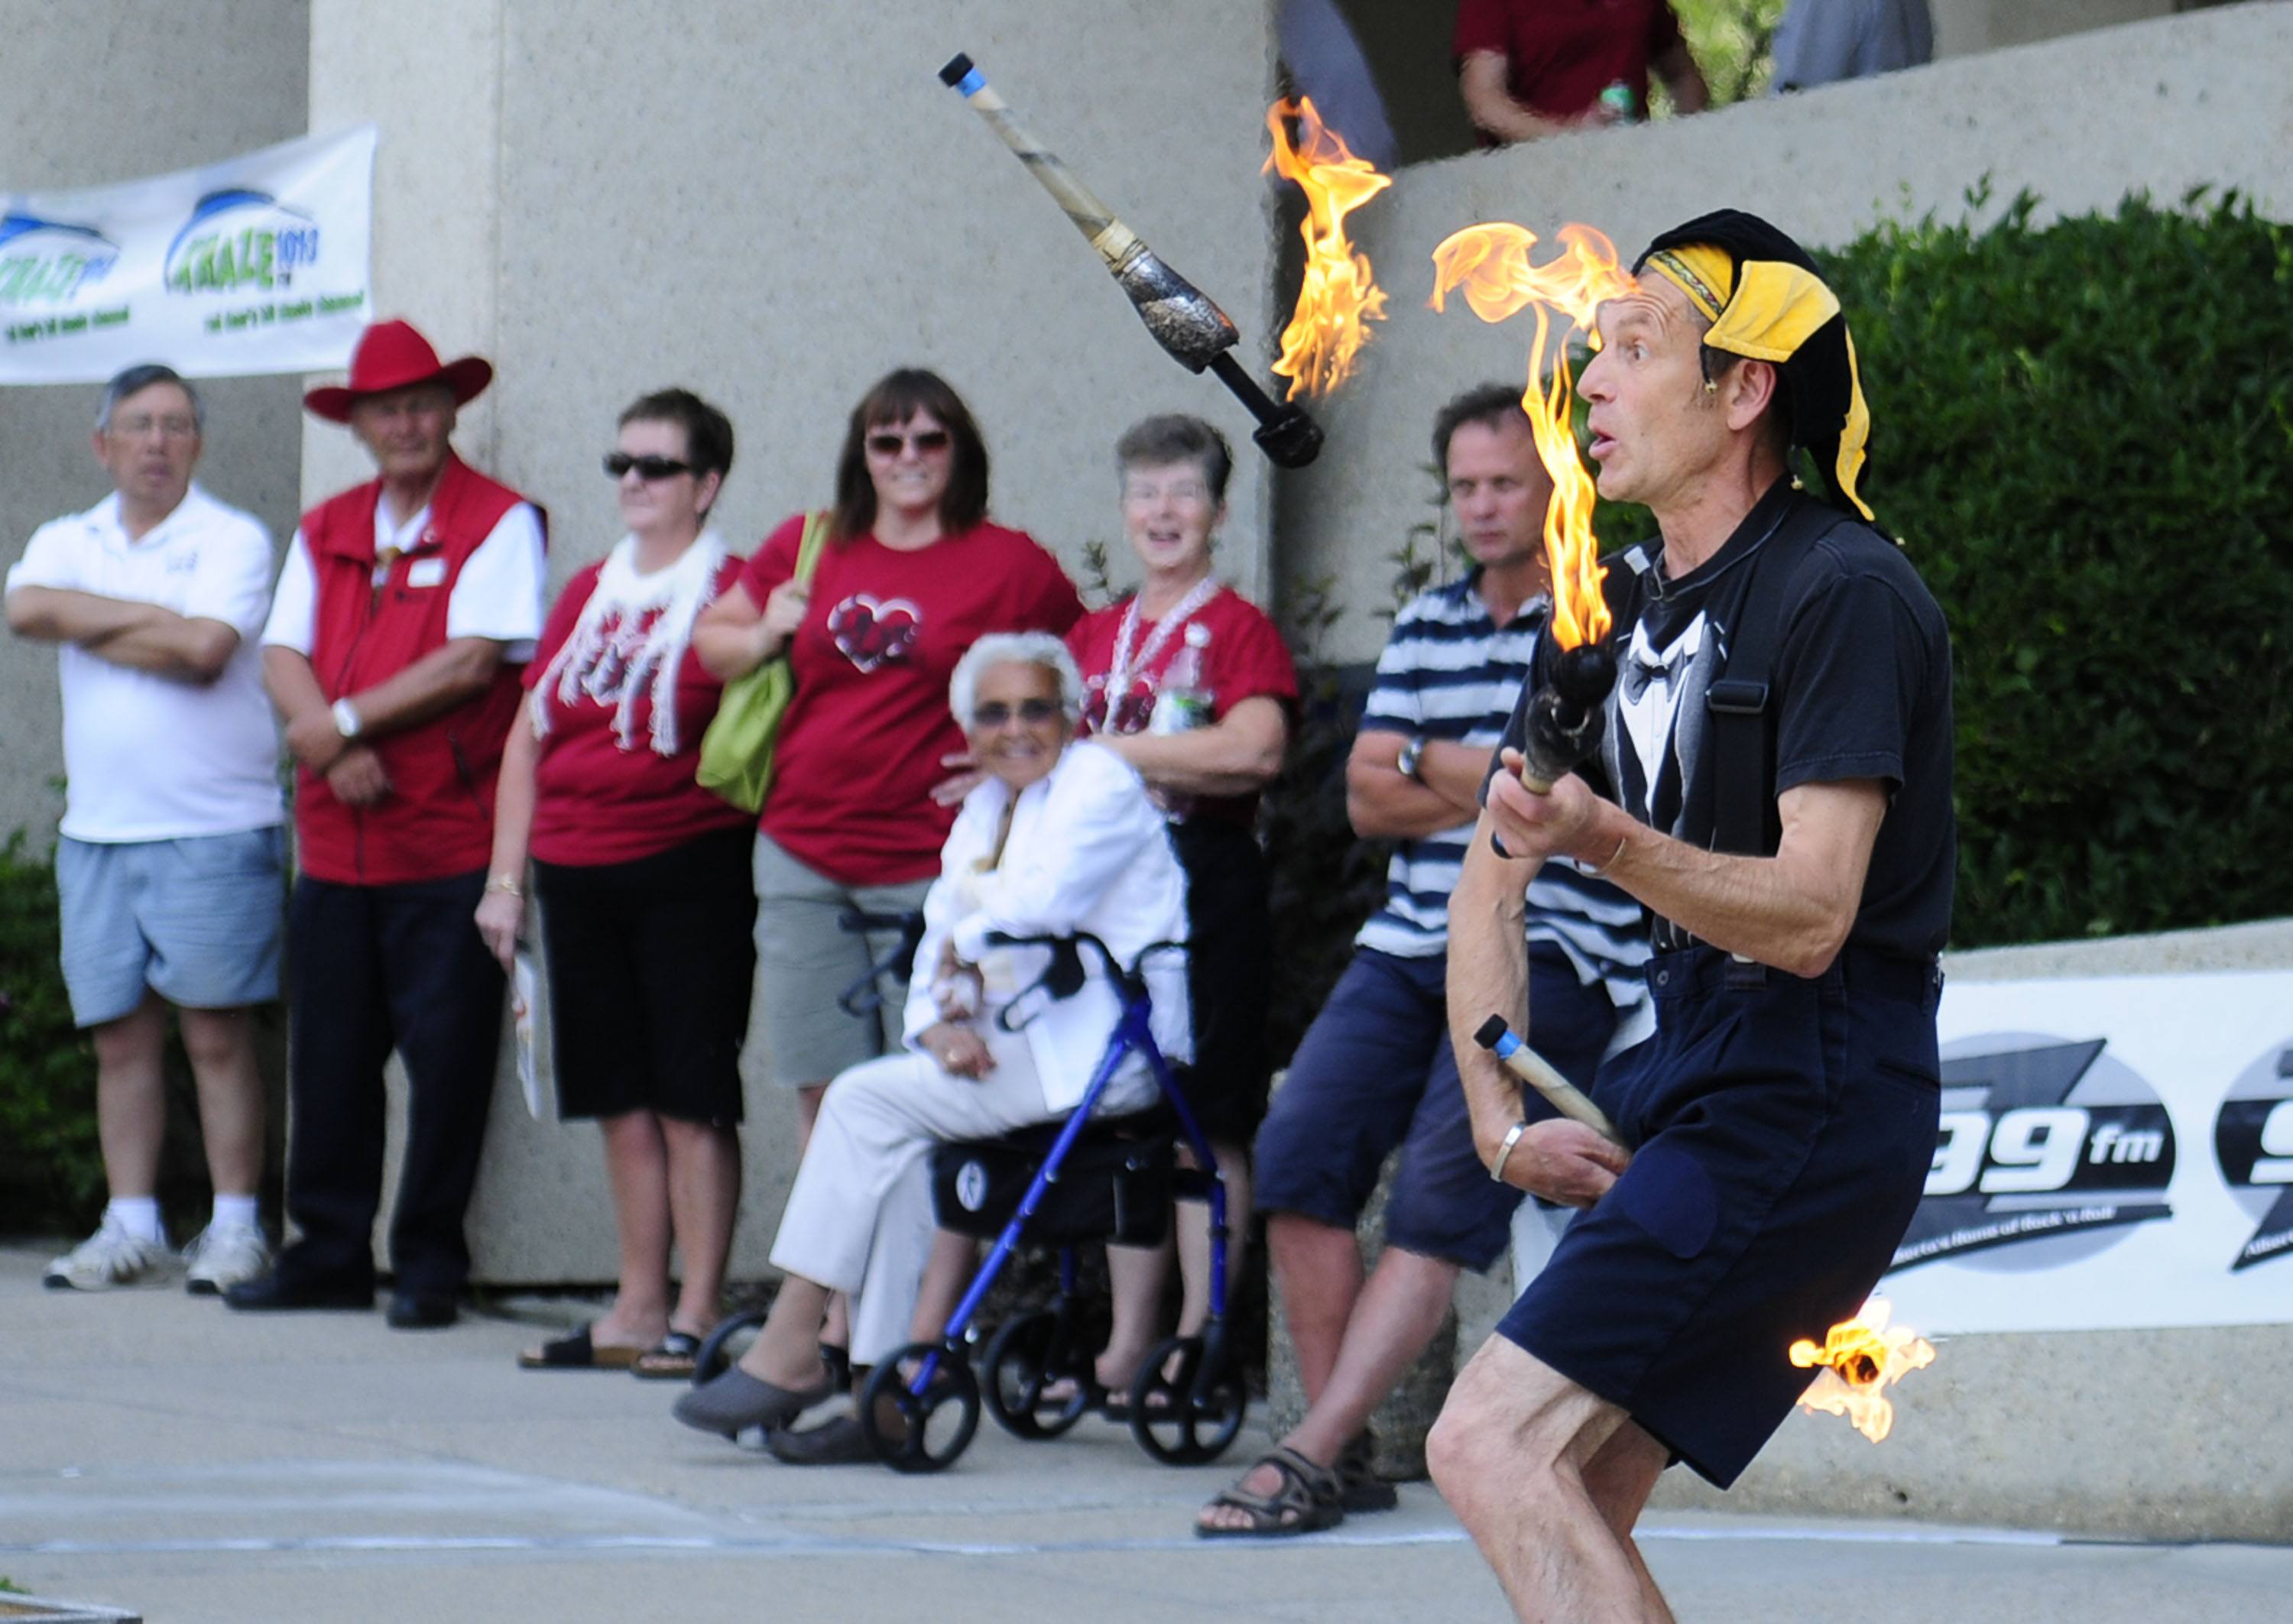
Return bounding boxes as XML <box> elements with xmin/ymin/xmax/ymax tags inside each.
<box><xmin>939</xmin><ymin>52</ymin><xmax>1324</xmax><ymax>469</ymax></box>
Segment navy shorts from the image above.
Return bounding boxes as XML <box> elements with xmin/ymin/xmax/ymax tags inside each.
<box><xmin>1496</xmin><ymin>944</ymin><xmax>1943</xmax><ymax>1489</ymax></box>
<box><xmin>1255</xmin><ymin>942</ymin><xmax>1614</xmax><ymax>1272</ymax></box>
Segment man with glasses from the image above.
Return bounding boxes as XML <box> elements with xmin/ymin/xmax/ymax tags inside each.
<box><xmin>223</xmin><ymin>319</ymin><xmax>545</xmax><ymax>1330</ymax></box>
<box><xmin>6</xmin><ymin>363</ymin><xmax>283</xmax><ymax>1294</ymax></box>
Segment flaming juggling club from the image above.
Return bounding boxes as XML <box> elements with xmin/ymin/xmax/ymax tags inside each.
<box><xmin>1474</xmin><ymin>1016</ymin><xmax>1623</xmax><ymax>1144</ymax></box>
<box><xmin>939</xmin><ymin>52</ymin><xmax>1325</xmax><ymax>469</ymax></box>
<box><xmin>1516</xmin><ymin>642</ymin><xmax>1617</xmax><ymax>794</ymax></box>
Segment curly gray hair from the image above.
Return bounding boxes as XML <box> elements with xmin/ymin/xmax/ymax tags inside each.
<box><xmin>949</xmin><ymin>630</ymin><xmax>1084</xmax><ymax>728</ymax></box>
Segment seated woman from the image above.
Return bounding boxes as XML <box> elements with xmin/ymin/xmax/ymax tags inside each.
<box><xmin>673</xmin><ymin>630</ymin><xmax>1190</xmax><ymax>1448</ymax></box>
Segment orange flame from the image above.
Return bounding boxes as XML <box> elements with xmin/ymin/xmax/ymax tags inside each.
<box><xmin>1265</xmin><ymin>97</ymin><xmax>1391</xmax><ymax>400</ymax></box>
<box><xmin>1429</xmin><ymin>223</ymin><xmax>1636</xmax><ymax>649</ymax></box>
<box><xmin>1790</xmin><ymin>1298</ymin><xmax>1936</xmax><ymax>1444</ymax></box>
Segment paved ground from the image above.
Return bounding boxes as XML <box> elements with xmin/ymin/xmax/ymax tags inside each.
<box><xmin>4</xmin><ymin>1240</ymin><xmax>2288</xmax><ymax>1622</ymax></box>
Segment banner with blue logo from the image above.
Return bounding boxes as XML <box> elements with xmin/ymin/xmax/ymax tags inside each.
<box><xmin>1883</xmin><ymin>970</ymin><xmax>2293</xmax><ymax>1334</ymax></box>
<box><xmin>1513</xmin><ymin>969</ymin><xmax>2293</xmax><ymax>1336</ymax></box>
<box><xmin>1</xmin><ymin>125</ymin><xmax>375</xmax><ymax>384</ymax></box>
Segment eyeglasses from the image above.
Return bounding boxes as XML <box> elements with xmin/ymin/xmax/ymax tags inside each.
<box><xmin>109</xmin><ymin>416</ymin><xmax>199</xmax><ymax>442</ymax></box>
<box><xmin>971</xmin><ymin>697</ymin><xmax>1063</xmax><ymax>728</ymax></box>
<box><xmin>603</xmin><ymin>452</ymin><xmax>693</xmax><ymax>481</ymax></box>
<box><xmin>865</xmin><ymin>429</ymin><xmax>952</xmax><ymax>458</ymax></box>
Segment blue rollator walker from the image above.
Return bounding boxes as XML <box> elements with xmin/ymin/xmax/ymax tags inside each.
<box><xmin>689</xmin><ymin>919</ymin><xmax>1247</xmax><ymax>1473</ymax></box>
<box><xmin>875</xmin><ymin>929</ymin><xmax>1244</xmax><ymax>1473</ymax></box>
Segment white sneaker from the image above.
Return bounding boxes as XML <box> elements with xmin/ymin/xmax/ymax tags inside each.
<box><xmin>42</xmin><ymin>1217</ymin><xmax>177</xmax><ymax>1290</ymax></box>
<box><xmin>182</xmin><ymin>1223</ymin><xmax>272</xmax><ymax>1295</ymax></box>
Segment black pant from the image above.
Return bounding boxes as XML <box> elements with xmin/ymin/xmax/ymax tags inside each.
<box><xmin>279</xmin><ymin>869</ymin><xmax>504</xmax><ymax>1295</ymax></box>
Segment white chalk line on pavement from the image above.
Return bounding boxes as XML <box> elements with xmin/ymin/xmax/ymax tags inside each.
<box><xmin>0</xmin><ymin>1519</ymin><xmax>2074</xmax><ymax>1561</ymax></box>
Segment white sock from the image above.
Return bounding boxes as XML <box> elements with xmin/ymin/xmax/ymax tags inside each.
<box><xmin>105</xmin><ymin>1196</ymin><xmax>165</xmax><ymax>1246</ymax></box>
<box><xmin>210</xmin><ymin>1194</ymin><xmax>261</xmax><ymax>1233</ymax></box>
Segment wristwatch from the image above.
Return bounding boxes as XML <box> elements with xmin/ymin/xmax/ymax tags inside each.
<box><xmin>330</xmin><ymin>698</ymin><xmax>364</xmax><ymax>740</ymax></box>
<box><xmin>1396</xmin><ymin>734</ymin><xmax>1425</xmax><ymax>781</ymax></box>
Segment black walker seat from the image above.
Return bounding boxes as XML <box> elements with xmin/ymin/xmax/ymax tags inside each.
<box><xmin>858</xmin><ymin>930</ymin><xmax>1247</xmax><ymax>1473</ymax></box>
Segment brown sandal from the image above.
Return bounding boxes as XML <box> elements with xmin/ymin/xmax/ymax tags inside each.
<box><xmin>1195</xmin><ymin>1445</ymin><xmax>1344</xmax><ymax>1539</ymax></box>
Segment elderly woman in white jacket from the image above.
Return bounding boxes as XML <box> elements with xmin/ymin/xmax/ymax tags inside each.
<box><xmin>676</xmin><ymin>630</ymin><xmax>1189</xmax><ymax>1442</ymax></box>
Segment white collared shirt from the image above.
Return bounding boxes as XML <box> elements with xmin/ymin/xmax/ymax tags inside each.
<box><xmin>5</xmin><ymin>485</ymin><xmax>284</xmax><ymax>841</ymax></box>
<box><xmin>260</xmin><ymin>497</ymin><xmax>546</xmax><ymax>660</ymax></box>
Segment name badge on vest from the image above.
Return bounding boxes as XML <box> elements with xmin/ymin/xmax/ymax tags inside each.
<box><xmin>407</xmin><ymin>557</ymin><xmax>448</xmax><ymax>589</ymax></box>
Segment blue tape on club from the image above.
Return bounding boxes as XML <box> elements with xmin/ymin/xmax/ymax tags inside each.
<box><xmin>958</xmin><ymin>68</ymin><xmax>986</xmax><ymax>96</ymax></box>
<box><xmin>1490</xmin><ymin>1029</ymin><xmax>1521</xmax><ymax>1060</ymax></box>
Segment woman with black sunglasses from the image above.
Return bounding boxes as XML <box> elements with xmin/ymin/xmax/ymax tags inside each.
<box><xmin>692</xmin><ymin>368</ymin><xmax>1081</xmax><ymax>1376</ymax></box>
<box><xmin>477</xmin><ymin>387</ymin><xmax>757</xmax><ymax>1380</ymax></box>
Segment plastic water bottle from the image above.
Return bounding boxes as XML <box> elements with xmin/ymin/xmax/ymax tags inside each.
<box><xmin>1148</xmin><ymin>623</ymin><xmax>1214</xmax><ymax>734</ymax></box>
<box><xmin>1600</xmin><ymin>81</ymin><xmax>1639</xmax><ymax>124</ymax></box>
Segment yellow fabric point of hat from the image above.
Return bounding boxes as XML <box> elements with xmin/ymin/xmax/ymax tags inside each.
<box><xmin>1706</xmin><ymin>260</ymin><xmax>1842</xmax><ymax>365</ymax></box>
<box><xmin>1835</xmin><ymin>330</ymin><xmax>1873</xmax><ymax>520</ymax></box>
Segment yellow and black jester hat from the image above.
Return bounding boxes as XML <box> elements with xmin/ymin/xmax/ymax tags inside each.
<box><xmin>1633</xmin><ymin>209</ymin><xmax>1874</xmax><ymax>522</ymax></box>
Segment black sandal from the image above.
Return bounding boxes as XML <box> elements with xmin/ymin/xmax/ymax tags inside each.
<box><xmin>517</xmin><ymin>1324</ymin><xmax>642</xmax><ymax>1371</ymax></box>
<box><xmin>1195</xmin><ymin>1445</ymin><xmax>1344</xmax><ymax>1539</ymax></box>
<box><xmin>1337</xmin><ymin>1431</ymin><xmax>1399</xmax><ymax>1513</ymax></box>
<box><xmin>631</xmin><ymin>1328</ymin><xmax>704</xmax><ymax>1380</ymax></box>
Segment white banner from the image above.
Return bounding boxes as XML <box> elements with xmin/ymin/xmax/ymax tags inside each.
<box><xmin>1881</xmin><ymin>971</ymin><xmax>2293</xmax><ymax>1334</ymax></box>
<box><xmin>0</xmin><ymin>126</ymin><xmax>375</xmax><ymax>384</ymax></box>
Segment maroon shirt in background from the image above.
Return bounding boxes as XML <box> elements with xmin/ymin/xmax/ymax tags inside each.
<box><xmin>1067</xmin><ymin>586</ymin><xmax>1299</xmax><ymax>828</ymax></box>
<box><xmin>1453</xmin><ymin>0</ymin><xmax>1686</xmax><ymax>125</ymax></box>
<box><xmin>524</xmin><ymin>554</ymin><xmax>754</xmax><ymax>868</ymax></box>
<box><xmin>739</xmin><ymin>514</ymin><xmax>1082</xmax><ymax>887</ymax></box>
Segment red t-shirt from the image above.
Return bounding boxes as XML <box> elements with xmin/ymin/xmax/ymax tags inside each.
<box><xmin>1067</xmin><ymin>585</ymin><xmax>1298</xmax><ymax>826</ymax></box>
<box><xmin>524</xmin><ymin>554</ymin><xmax>754</xmax><ymax>867</ymax></box>
<box><xmin>1453</xmin><ymin>0</ymin><xmax>1685</xmax><ymax>122</ymax></box>
<box><xmin>741</xmin><ymin>514</ymin><xmax>1083</xmax><ymax>885</ymax></box>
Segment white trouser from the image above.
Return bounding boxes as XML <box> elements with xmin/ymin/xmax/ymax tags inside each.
<box><xmin>770</xmin><ymin>1028</ymin><xmax>1145</xmax><ymax>1365</ymax></box>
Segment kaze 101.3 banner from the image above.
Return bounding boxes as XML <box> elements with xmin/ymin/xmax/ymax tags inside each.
<box><xmin>1</xmin><ymin>125</ymin><xmax>375</xmax><ymax>384</ymax></box>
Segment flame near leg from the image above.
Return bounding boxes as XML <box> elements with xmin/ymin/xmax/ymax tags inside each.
<box><xmin>1789</xmin><ymin>1299</ymin><xmax>1937</xmax><ymax>1444</ymax></box>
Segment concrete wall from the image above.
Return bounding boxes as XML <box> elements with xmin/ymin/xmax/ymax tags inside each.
<box><xmin>0</xmin><ymin>0</ymin><xmax>311</xmax><ymax>847</ymax></box>
<box><xmin>1932</xmin><ymin>0</ymin><xmax>2179</xmax><ymax>57</ymax></box>
<box><xmin>306</xmin><ymin>0</ymin><xmax>1283</xmax><ymax>1282</ymax></box>
<box><xmin>1277</xmin><ymin>1</ymin><xmax>2293</xmax><ymax>662</ymax></box>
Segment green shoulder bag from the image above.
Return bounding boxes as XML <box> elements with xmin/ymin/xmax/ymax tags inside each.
<box><xmin>696</xmin><ymin>509</ymin><xmax>829</xmax><ymax>813</ymax></box>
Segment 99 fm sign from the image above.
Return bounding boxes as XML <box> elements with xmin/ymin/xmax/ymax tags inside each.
<box><xmin>2216</xmin><ymin>1040</ymin><xmax>2293</xmax><ymax>1271</ymax></box>
<box><xmin>1892</xmin><ymin>1036</ymin><xmax>2175</xmax><ymax>1272</ymax></box>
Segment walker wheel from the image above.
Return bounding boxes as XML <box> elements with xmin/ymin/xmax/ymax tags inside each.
<box><xmin>984</xmin><ymin>1311</ymin><xmax>1098</xmax><ymax>1440</ymax></box>
<box><xmin>861</xmin><ymin>1341</ymin><xmax>982</xmax><ymax>1473</ymax></box>
<box><xmin>1128</xmin><ymin>1334</ymin><xmax>1246</xmax><ymax>1466</ymax></box>
<box><xmin>690</xmin><ymin>1309</ymin><xmax>766</xmax><ymax>1386</ymax></box>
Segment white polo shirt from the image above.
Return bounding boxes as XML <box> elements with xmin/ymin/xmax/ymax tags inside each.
<box><xmin>5</xmin><ymin>485</ymin><xmax>284</xmax><ymax>843</ymax></box>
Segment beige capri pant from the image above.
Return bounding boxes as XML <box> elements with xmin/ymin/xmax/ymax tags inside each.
<box><xmin>767</xmin><ymin>1025</ymin><xmax>1153</xmax><ymax>1365</ymax></box>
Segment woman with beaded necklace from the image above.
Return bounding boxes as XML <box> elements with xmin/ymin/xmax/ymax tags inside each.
<box><xmin>1062</xmin><ymin>413</ymin><xmax>1298</xmax><ymax>1406</ymax></box>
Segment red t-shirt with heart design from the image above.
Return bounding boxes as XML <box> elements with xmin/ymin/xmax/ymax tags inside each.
<box><xmin>739</xmin><ymin>513</ymin><xmax>1082</xmax><ymax>885</ymax></box>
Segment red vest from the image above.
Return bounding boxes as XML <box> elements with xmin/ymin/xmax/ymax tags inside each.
<box><xmin>295</xmin><ymin>455</ymin><xmax>543</xmax><ymax>885</ymax></box>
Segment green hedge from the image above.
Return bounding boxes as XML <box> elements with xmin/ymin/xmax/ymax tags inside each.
<box><xmin>0</xmin><ymin>835</ymin><xmax>102</xmax><ymax>1230</ymax></box>
<box><xmin>1591</xmin><ymin>190</ymin><xmax>2293</xmax><ymax>948</ymax></box>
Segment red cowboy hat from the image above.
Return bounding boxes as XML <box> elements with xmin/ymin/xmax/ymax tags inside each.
<box><xmin>303</xmin><ymin>319</ymin><xmax>495</xmax><ymax>423</ymax></box>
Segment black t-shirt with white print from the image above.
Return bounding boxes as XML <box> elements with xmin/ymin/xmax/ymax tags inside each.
<box><xmin>1497</xmin><ymin>478</ymin><xmax>1955</xmax><ymax>960</ymax></box>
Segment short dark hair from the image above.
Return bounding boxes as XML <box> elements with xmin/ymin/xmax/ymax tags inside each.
<box><xmin>1114</xmin><ymin>413</ymin><xmax>1233</xmax><ymax>504</ymax></box>
<box><xmin>1698</xmin><ymin>348</ymin><xmax>1795</xmax><ymax>460</ymax></box>
<box><xmin>618</xmin><ymin>386</ymin><xmax>735</xmax><ymax>492</ymax></box>
<box><xmin>1431</xmin><ymin>382</ymin><xmax>1529</xmax><ymax>472</ymax></box>
<box><xmin>98</xmin><ymin>363</ymin><xmax>202</xmax><ymax>434</ymax></box>
<box><xmin>831</xmin><ymin>368</ymin><xmax>990</xmax><ymax>543</ymax></box>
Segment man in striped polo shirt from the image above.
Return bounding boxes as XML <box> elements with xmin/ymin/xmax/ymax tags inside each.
<box><xmin>1199</xmin><ymin>384</ymin><xmax>1646</xmax><ymax>1538</ymax></box>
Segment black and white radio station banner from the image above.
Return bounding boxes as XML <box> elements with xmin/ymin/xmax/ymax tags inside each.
<box><xmin>2</xmin><ymin>126</ymin><xmax>375</xmax><ymax>384</ymax></box>
<box><xmin>1883</xmin><ymin>971</ymin><xmax>2293</xmax><ymax>1334</ymax></box>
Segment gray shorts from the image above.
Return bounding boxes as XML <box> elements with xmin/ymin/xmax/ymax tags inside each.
<box><xmin>56</xmin><ymin>828</ymin><xmax>286</xmax><ymax>1027</ymax></box>
<box><xmin>751</xmin><ymin>832</ymin><xmax>932</xmax><ymax>1089</ymax></box>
